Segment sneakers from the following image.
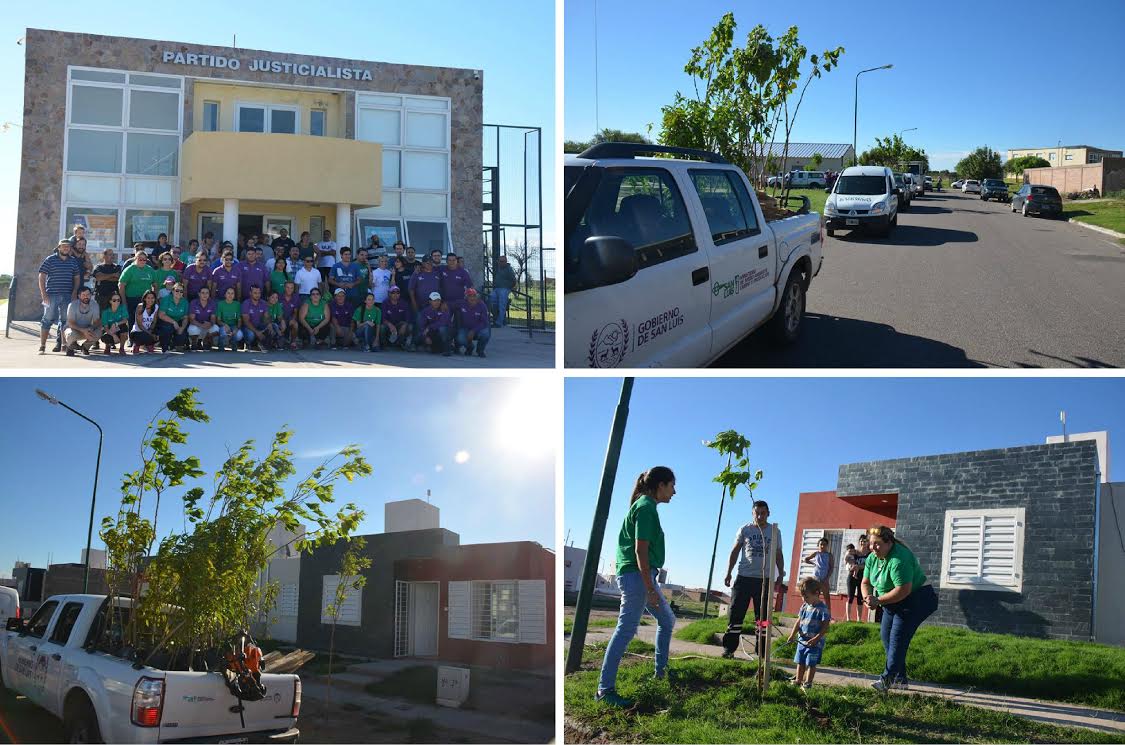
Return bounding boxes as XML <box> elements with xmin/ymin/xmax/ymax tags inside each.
<box><xmin>872</xmin><ymin>677</ymin><xmax>909</xmax><ymax>693</ymax></box>
<box><xmin>595</xmin><ymin>689</ymin><xmax>633</xmax><ymax>708</ymax></box>
<box><xmin>800</xmin><ymin>682</ymin><xmax>812</xmax><ymax>690</ymax></box>
<box><xmin>52</xmin><ymin>340</ymin><xmax>62</xmax><ymax>353</ymax></box>
<box><xmin>721</xmin><ymin>650</ymin><xmax>735</xmax><ymax>659</ymax></box>
<box><xmin>66</xmin><ymin>345</ymin><xmax>76</xmax><ymax>357</ymax></box>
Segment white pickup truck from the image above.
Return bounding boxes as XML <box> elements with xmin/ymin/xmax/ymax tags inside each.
<box><xmin>1</xmin><ymin>594</ymin><xmax>300</xmax><ymax>743</ymax></box>
<box><xmin>564</xmin><ymin>143</ymin><xmax>824</xmax><ymax>367</ymax></box>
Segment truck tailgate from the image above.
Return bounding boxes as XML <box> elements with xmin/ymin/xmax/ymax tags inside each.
<box><xmin>159</xmin><ymin>671</ymin><xmax>296</xmax><ymax>741</ymax></box>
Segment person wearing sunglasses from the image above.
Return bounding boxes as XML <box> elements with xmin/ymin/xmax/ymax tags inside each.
<box><xmin>299</xmin><ymin>287</ymin><xmax>331</xmax><ymax>348</ymax></box>
<box><xmin>294</xmin><ymin>255</ymin><xmax>322</xmax><ymax>303</ymax></box>
<box><xmin>157</xmin><ymin>282</ymin><xmax>191</xmax><ymax>353</ymax></box>
<box><xmin>99</xmin><ymin>292</ymin><xmax>130</xmax><ymax>356</ymax></box>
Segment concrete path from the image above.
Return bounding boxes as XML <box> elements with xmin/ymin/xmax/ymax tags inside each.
<box><xmin>0</xmin><ymin>321</ymin><xmax>553</xmax><ymax>368</ymax></box>
<box><xmin>575</xmin><ymin>625</ymin><xmax>1125</xmax><ymax>736</ymax></box>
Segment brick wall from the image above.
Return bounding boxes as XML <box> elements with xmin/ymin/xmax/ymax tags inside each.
<box><xmin>837</xmin><ymin>441</ymin><xmax>1098</xmax><ymax>640</ymax></box>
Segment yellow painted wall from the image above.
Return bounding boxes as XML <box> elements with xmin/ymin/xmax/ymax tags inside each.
<box><xmin>192</xmin><ymin>81</ymin><xmax>344</xmax><ymax>137</ymax></box>
<box><xmin>1007</xmin><ymin>147</ymin><xmax>1109</xmax><ymax>166</ymax></box>
<box><xmin>189</xmin><ymin>201</ymin><xmax>337</xmax><ymax>244</ymax></box>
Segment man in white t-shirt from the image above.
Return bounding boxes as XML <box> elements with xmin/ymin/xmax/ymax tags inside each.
<box><xmin>370</xmin><ymin>254</ymin><xmax>393</xmax><ymax>304</ymax></box>
<box><xmin>316</xmin><ymin>229</ymin><xmax>338</xmax><ymax>282</ymax></box>
<box><xmin>293</xmin><ymin>255</ymin><xmax>323</xmax><ymax>301</ymax></box>
<box><xmin>722</xmin><ymin>499</ymin><xmax>786</xmax><ymax>658</ymax></box>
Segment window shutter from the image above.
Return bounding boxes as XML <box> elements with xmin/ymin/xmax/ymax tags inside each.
<box><xmin>796</xmin><ymin>529</ymin><xmax>824</xmax><ymax>582</ymax></box>
<box><xmin>946</xmin><ymin>514</ymin><xmax>984</xmax><ymax>583</ymax></box>
<box><xmin>320</xmin><ymin>575</ymin><xmax>340</xmax><ymax>624</ymax></box>
<box><xmin>277</xmin><ymin>582</ymin><xmax>299</xmax><ymax>617</ymax></box>
<box><xmin>517</xmin><ymin>580</ymin><xmax>547</xmax><ymax>645</ymax></box>
<box><xmin>941</xmin><ymin>509</ymin><xmax>1025</xmax><ymax>592</ymax></box>
<box><xmin>448</xmin><ymin>581</ymin><xmax>470</xmax><ymax>640</ymax></box>
<box><xmin>321</xmin><ymin>574</ymin><xmax>362</xmax><ymax>626</ymax></box>
<box><xmin>981</xmin><ymin>514</ymin><xmax>1019</xmax><ymax>587</ymax></box>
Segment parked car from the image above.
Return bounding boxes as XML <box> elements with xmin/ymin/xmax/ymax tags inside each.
<box><xmin>1</xmin><ymin>594</ymin><xmax>301</xmax><ymax>743</ymax></box>
<box><xmin>767</xmin><ymin>174</ymin><xmax>783</xmax><ymax>187</ymax></box>
<box><xmin>1011</xmin><ymin>184</ymin><xmax>1064</xmax><ymax>218</ymax></box>
<box><xmin>0</xmin><ymin>587</ymin><xmax>18</xmax><ymax>623</ymax></box>
<box><xmin>784</xmin><ymin>170</ymin><xmax>827</xmax><ymax>189</ymax></box>
<box><xmin>893</xmin><ymin>174</ymin><xmax>912</xmax><ymax>211</ymax></box>
<box><xmin>951</xmin><ymin>179</ymin><xmax>964</xmax><ymax>189</ymax></box>
<box><xmin>824</xmin><ymin>165</ymin><xmax>900</xmax><ymax>238</ymax></box>
<box><xmin>962</xmin><ymin>179</ymin><xmax>981</xmax><ymax>193</ymax></box>
<box><xmin>564</xmin><ymin>142</ymin><xmax>824</xmax><ymax>368</ymax></box>
<box><xmin>903</xmin><ymin>173</ymin><xmax>923</xmax><ymax>197</ymax></box>
<box><xmin>980</xmin><ymin>179</ymin><xmax>1010</xmax><ymax>202</ymax></box>
<box><xmin>924</xmin><ymin>176</ymin><xmax>934</xmax><ymax>190</ymax></box>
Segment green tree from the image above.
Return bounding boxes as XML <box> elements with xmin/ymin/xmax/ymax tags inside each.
<box><xmin>956</xmin><ymin>146</ymin><xmax>1004</xmax><ymax>181</ymax></box>
<box><xmin>324</xmin><ymin>536</ymin><xmax>371</xmax><ymax>691</ymax></box>
<box><xmin>858</xmin><ymin>134</ymin><xmax>929</xmax><ymax>173</ymax></box>
<box><xmin>658</xmin><ymin>13</ymin><xmax>843</xmax><ymax>185</ymax></box>
<box><xmin>1004</xmin><ymin>155</ymin><xmax>1050</xmax><ymax>175</ymax></box>
<box><xmin>98</xmin><ymin>387</ymin><xmax>372</xmax><ymax>665</ymax></box>
<box><xmin>563</xmin><ymin>128</ymin><xmax>650</xmax><ymax>153</ymax></box>
<box><xmin>809</xmin><ymin>152</ymin><xmax>824</xmax><ymax>170</ymax></box>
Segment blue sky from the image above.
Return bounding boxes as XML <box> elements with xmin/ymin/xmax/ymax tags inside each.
<box><xmin>564</xmin><ymin>377</ymin><xmax>1124</xmax><ymax>589</ymax></box>
<box><xmin>0</xmin><ymin>0</ymin><xmax>555</xmax><ymax>274</ymax></box>
<box><xmin>565</xmin><ymin>1</ymin><xmax>1125</xmax><ymax>170</ymax></box>
<box><xmin>0</xmin><ymin>377</ymin><xmax>557</xmax><ymax>576</ymax></box>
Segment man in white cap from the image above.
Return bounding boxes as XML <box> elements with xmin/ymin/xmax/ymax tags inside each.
<box><xmin>329</xmin><ymin>287</ymin><xmax>356</xmax><ymax>349</ymax></box>
<box><xmin>419</xmin><ymin>291</ymin><xmax>452</xmax><ymax>356</ymax></box>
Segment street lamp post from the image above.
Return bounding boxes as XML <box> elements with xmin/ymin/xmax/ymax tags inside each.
<box><xmin>898</xmin><ymin>127</ymin><xmax>918</xmax><ymax>136</ymax></box>
<box><xmin>853</xmin><ymin>64</ymin><xmax>894</xmax><ymax>166</ymax></box>
<box><xmin>36</xmin><ymin>389</ymin><xmax>103</xmax><ymax>593</ymax></box>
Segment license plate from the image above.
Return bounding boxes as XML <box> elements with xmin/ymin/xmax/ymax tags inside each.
<box><xmin>846</xmin><ymin>219</ymin><xmax>859</xmax><ymax>226</ymax></box>
<box><xmin>218</xmin><ymin>738</ymin><xmax>249</xmax><ymax>744</ymax></box>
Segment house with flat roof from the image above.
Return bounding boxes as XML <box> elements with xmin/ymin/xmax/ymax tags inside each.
<box><xmin>1007</xmin><ymin>144</ymin><xmax>1123</xmax><ymax>166</ymax></box>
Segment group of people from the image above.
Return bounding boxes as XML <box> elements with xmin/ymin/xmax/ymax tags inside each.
<box><xmin>594</xmin><ymin>466</ymin><xmax>939</xmax><ymax>707</ymax></box>
<box><xmin>37</xmin><ymin>225</ymin><xmax>521</xmax><ymax>359</ymax></box>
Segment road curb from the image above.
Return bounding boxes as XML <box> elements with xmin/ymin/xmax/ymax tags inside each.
<box><xmin>1068</xmin><ymin>218</ymin><xmax>1125</xmax><ymax>244</ymax></box>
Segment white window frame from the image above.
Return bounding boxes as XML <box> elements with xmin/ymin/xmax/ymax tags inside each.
<box><xmin>320</xmin><ymin>574</ymin><xmax>363</xmax><ymax>626</ymax></box>
<box><xmin>61</xmin><ymin>66</ymin><xmax>183</xmax><ymax>247</ymax></box>
<box><xmin>202</xmin><ymin>100</ymin><xmax>220</xmax><ymax>132</ymax></box>
<box><xmin>940</xmin><ymin>508</ymin><xmax>1026</xmax><ymax>593</ymax></box>
<box><xmin>236</xmin><ymin>102</ymin><xmax>301</xmax><ymax>134</ymax></box>
<box><xmin>447</xmin><ymin>579</ymin><xmax>546</xmax><ymax>645</ymax></box>
<box><xmin>355</xmin><ymin>92</ymin><xmax>452</xmax><ymax>251</ymax></box>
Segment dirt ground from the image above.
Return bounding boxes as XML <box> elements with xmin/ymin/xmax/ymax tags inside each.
<box><xmin>297</xmin><ymin>695</ymin><xmax>495</xmax><ymax>744</ymax></box>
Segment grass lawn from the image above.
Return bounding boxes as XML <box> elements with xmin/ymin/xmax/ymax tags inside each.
<box><xmin>565</xmin><ymin>654</ymin><xmax>1118</xmax><ymax>744</ymax></box>
<box><xmin>1062</xmin><ymin>199</ymin><xmax>1125</xmax><ymax>236</ymax></box>
<box><xmin>764</xmin><ymin>186</ymin><xmax>829</xmax><ymax>216</ymax></box>
<box><xmin>675</xmin><ymin>619</ymin><xmax>1125</xmax><ymax>712</ymax></box>
<box><xmin>507</xmin><ymin>282</ymin><xmax>555</xmax><ymax>329</ymax></box>
<box><xmin>564</xmin><ymin>616</ymin><xmax>650</xmax><ymax>634</ymax></box>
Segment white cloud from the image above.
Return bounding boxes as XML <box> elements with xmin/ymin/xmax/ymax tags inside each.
<box><xmin>435</xmin><ymin>464</ymin><xmax>445</xmax><ymax>473</ymax></box>
<box><xmin>296</xmin><ymin>444</ymin><xmax>355</xmax><ymax>459</ymax></box>
<box><xmin>454</xmin><ymin>450</ymin><xmax>470</xmax><ymax>464</ymax></box>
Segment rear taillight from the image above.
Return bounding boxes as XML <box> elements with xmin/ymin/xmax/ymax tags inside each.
<box><xmin>15</xmin><ymin>606</ymin><xmax>19</xmax><ymax>619</ymax></box>
<box><xmin>291</xmin><ymin>677</ymin><xmax>302</xmax><ymax>718</ymax></box>
<box><xmin>131</xmin><ymin>677</ymin><xmax>164</xmax><ymax>727</ymax></box>
<box><xmin>1026</xmin><ymin>194</ymin><xmax>1034</xmax><ymax>201</ymax></box>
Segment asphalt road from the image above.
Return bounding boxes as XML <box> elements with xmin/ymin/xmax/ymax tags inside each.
<box><xmin>716</xmin><ymin>190</ymin><xmax>1125</xmax><ymax>368</ymax></box>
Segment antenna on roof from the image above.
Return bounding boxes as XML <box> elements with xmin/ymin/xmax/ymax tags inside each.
<box><xmin>233</xmin><ymin>34</ymin><xmax>237</xmax><ymax>49</ymax></box>
<box><xmin>426</xmin><ymin>488</ymin><xmax>431</xmax><ymax>504</ymax></box>
<box><xmin>1060</xmin><ymin>411</ymin><xmax>1068</xmax><ymax>442</ymax></box>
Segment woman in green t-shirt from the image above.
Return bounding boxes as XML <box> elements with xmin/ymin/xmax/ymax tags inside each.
<box><xmin>270</xmin><ymin>258</ymin><xmax>290</xmax><ymax>299</ymax></box>
<box><xmin>157</xmin><ymin>282</ymin><xmax>190</xmax><ymax>353</ymax></box>
<box><xmin>596</xmin><ymin>466</ymin><xmax>678</xmax><ymax>708</ymax></box>
<box><xmin>862</xmin><ymin>525</ymin><xmax>939</xmax><ymax>692</ymax></box>
<box><xmin>154</xmin><ymin>252</ymin><xmax>181</xmax><ymax>293</ymax></box>
<box><xmin>99</xmin><ymin>291</ymin><xmax>130</xmax><ymax>356</ymax></box>
<box><xmin>299</xmin><ymin>287</ymin><xmax>331</xmax><ymax>348</ymax></box>
<box><xmin>353</xmin><ymin>292</ymin><xmax>383</xmax><ymax>352</ymax></box>
<box><xmin>216</xmin><ymin>286</ymin><xmax>244</xmax><ymax>352</ymax></box>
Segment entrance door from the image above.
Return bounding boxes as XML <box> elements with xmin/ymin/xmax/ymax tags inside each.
<box><xmin>239</xmin><ymin>214</ymin><xmax>264</xmax><ymax>242</ymax></box>
<box><xmin>199</xmin><ymin>213</ymin><xmax>223</xmax><ymax>245</ymax></box>
<box><xmin>264</xmin><ymin>215</ymin><xmax>294</xmax><ymax>242</ymax></box>
<box><xmin>410</xmin><ymin>583</ymin><xmax>439</xmax><ymax>657</ymax></box>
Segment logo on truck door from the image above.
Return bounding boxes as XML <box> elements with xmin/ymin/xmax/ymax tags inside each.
<box><xmin>589</xmin><ymin>319</ymin><xmax>630</xmax><ymax>368</ymax></box>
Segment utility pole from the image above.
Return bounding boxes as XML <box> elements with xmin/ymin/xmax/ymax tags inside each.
<box><xmin>565</xmin><ymin>378</ymin><xmax>634</xmax><ymax>674</ymax></box>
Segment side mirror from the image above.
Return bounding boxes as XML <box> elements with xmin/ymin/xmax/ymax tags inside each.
<box><xmin>6</xmin><ymin>617</ymin><xmax>25</xmax><ymax>632</ymax></box>
<box><xmin>568</xmin><ymin>236</ymin><xmax>638</xmax><ymax>292</ymax></box>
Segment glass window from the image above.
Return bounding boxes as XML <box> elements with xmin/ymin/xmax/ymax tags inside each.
<box><xmin>472</xmin><ymin>581</ymin><xmax>518</xmax><ymax>641</ymax></box>
<box><xmin>24</xmin><ymin>601</ymin><xmax>58</xmax><ymax>639</ymax></box>
<box><xmin>382</xmin><ymin>151</ymin><xmax>401</xmax><ymax>189</ymax></box>
<box><xmin>402</xmin><ymin>151</ymin><xmax>448</xmax><ymax>190</ymax></box>
<box><xmin>690</xmin><ymin>170</ymin><xmax>759</xmax><ymax>244</ymax></box>
<box><xmin>129</xmin><ymin>90</ymin><xmax>179</xmax><ymax>131</ymax></box>
<box><xmin>238</xmin><ymin>106</ymin><xmax>265</xmax><ymax>133</ymax></box>
<box><xmin>203</xmin><ymin>101</ymin><xmax>220</xmax><ymax>132</ymax></box>
<box><xmin>270</xmin><ymin>108</ymin><xmax>297</xmax><ymax>134</ymax></box>
<box><xmin>1065</xmin><ymin>154</ymin><xmax>1073</xmax><ymax>160</ymax></box>
<box><xmin>65</xmin><ymin>208</ymin><xmax>118</xmax><ymax>251</ymax></box>
<box><xmin>402</xmin><ymin>192</ymin><xmax>447</xmax><ymax>218</ymax></box>
<box><xmin>309</xmin><ymin>216</ymin><xmax>325</xmax><ymax>241</ymax></box>
<box><xmin>405</xmin><ymin>111</ymin><xmax>446</xmax><ymax>148</ymax></box>
<box><xmin>49</xmin><ymin>602</ymin><xmax>84</xmax><ymax>645</ymax></box>
<box><xmin>70</xmin><ymin>85</ymin><xmax>123</xmax><ymax>127</ymax></box>
<box><xmin>67</xmin><ymin>129</ymin><xmax>123</xmax><ymax>173</ymax></box>
<box><xmin>128</xmin><ymin>73</ymin><xmax>181</xmax><ymax>89</ymax></box>
<box><xmin>71</xmin><ymin>69</ymin><xmax>126</xmax><ymax>84</ymax></box>
<box><xmin>310</xmin><ymin>109</ymin><xmax>326</xmax><ymax>137</ymax></box>
<box><xmin>126</xmin><ymin>209</ymin><xmax>174</xmax><ymax>244</ymax></box>
<box><xmin>126</xmin><ymin>133</ymin><xmax>178</xmax><ymax>176</ymax></box>
<box><xmin>406</xmin><ymin>221</ymin><xmax>450</xmax><ymax>253</ymax></box>
<box><xmin>358</xmin><ymin>218</ymin><xmax>402</xmax><ymax>248</ymax></box>
<box><xmin>357</xmin><ymin>108</ymin><xmax>400</xmax><ymax>145</ymax></box>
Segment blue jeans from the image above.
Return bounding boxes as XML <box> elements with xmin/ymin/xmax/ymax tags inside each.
<box><xmin>490</xmin><ymin>288</ymin><xmax>511</xmax><ymax>326</ymax></box>
<box><xmin>456</xmin><ymin>326</ymin><xmax>490</xmax><ymax>353</ymax></box>
<box><xmin>597</xmin><ymin>569</ymin><xmax>676</xmax><ymax>696</ymax></box>
<box><xmin>41</xmin><ymin>294</ymin><xmax>71</xmax><ymax>340</ymax></box>
<box><xmin>357</xmin><ymin>323</ymin><xmax>380</xmax><ymax>349</ymax></box>
<box><xmin>879</xmin><ymin>584</ymin><xmax>938</xmax><ymax>685</ymax></box>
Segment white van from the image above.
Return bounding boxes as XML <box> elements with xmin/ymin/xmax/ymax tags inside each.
<box><xmin>0</xmin><ymin>586</ymin><xmax>19</xmax><ymax>622</ymax></box>
<box><xmin>823</xmin><ymin>166</ymin><xmax>900</xmax><ymax>238</ymax></box>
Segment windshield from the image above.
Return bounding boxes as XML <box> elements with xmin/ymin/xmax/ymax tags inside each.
<box><xmin>835</xmin><ymin>175</ymin><xmax>887</xmax><ymax>195</ymax></box>
<box><xmin>983</xmin><ymin>180</ymin><xmax>1005</xmax><ymax>188</ymax></box>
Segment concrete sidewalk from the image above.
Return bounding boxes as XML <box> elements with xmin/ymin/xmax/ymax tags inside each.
<box><xmin>0</xmin><ymin>320</ymin><xmax>553</xmax><ymax>368</ymax></box>
<box><xmin>576</xmin><ymin>625</ymin><xmax>1125</xmax><ymax>735</ymax></box>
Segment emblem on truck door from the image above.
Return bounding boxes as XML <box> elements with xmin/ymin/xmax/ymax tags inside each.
<box><xmin>589</xmin><ymin>319</ymin><xmax>629</xmax><ymax>368</ymax></box>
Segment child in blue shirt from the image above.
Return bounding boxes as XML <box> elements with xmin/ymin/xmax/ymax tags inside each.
<box><xmin>787</xmin><ymin>577</ymin><xmax>831</xmax><ymax>689</ymax></box>
<box><xmin>803</xmin><ymin>537</ymin><xmax>835</xmax><ymax>619</ymax></box>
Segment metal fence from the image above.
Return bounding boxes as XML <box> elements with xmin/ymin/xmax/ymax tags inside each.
<box><xmin>481</xmin><ymin>245</ymin><xmax>555</xmax><ymax>332</ymax></box>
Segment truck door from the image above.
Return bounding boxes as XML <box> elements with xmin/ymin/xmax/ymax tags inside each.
<box><xmin>9</xmin><ymin>599</ymin><xmax>58</xmax><ymax>702</ymax></box>
<box><xmin>38</xmin><ymin>601</ymin><xmax>85</xmax><ymax>717</ymax></box>
<box><xmin>685</xmin><ymin>168</ymin><xmax>776</xmax><ymax>357</ymax></box>
<box><xmin>565</xmin><ymin>166</ymin><xmax>711</xmax><ymax>367</ymax></box>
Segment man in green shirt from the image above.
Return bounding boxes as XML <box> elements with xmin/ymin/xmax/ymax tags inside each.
<box><xmin>118</xmin><ymin>250</ymin><xmax>156</xmax><ymax>320</ymax></box>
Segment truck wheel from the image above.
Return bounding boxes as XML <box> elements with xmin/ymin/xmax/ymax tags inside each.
<box><xmin>64</xmin><ymin>698</ymin><xmax>103</xmax><ymax>744</ymax></box>
<box><xmin>769</xmin><ymin>270</ymin><xmax>805</xmax><ymax>344</ymax></box>
<box><xmin>826</xmin><ymin>228</ymin><xmax>834</xmax><ymax>237</ymax></box>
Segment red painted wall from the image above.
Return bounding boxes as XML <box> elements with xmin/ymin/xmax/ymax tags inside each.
<box><xmin>787</xmin><ymin>490</ymin><xmax>897</xmax><ymax>612</ymax></box>
<box><xmin>396</xmin><ymin>541</ymin><xmax>554</xmax><ymax>670</ymax></box>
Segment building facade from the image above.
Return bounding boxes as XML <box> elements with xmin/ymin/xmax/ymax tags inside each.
<box><xmin>13</xmin><ymin>29</ymin><xmax>483</xmax><ymax>320</ymax></box>
<box><xmin>754</xmin><ymin>142</ymin><xmax>855</xmax><ymax>173</ymax></box>
<box><xmin>1007</xmin><ymin>145</ymin><xmax>1123</xmax><ymax>167</ymax></box>
<box><xmin>789</xmin><ymin>438</ymin><xmax>1114</xmax><ymax>643</ymax></box>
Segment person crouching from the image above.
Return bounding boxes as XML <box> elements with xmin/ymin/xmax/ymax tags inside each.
<box><xmin>420</xmin><ymin>291</ymin><xmax>451</xmax><ymax>356</ymax></box>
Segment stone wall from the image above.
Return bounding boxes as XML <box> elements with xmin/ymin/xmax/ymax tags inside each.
<box><xmin>837</xmin><ymin>441</ymin><xmax>1099</xmax><ymax>640</ymax></box>
<box><xmin>13</xmin><ymin>29</ymin><xmax>483</xmax><ymax>320</ymax></box>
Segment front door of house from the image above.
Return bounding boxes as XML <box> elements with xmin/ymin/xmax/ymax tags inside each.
<box><xmin>411</xmin><ymin>583</ymin><xmax>438</xmax><ymax>657</ymax></box>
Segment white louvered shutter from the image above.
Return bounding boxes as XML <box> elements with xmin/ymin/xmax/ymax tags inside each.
<box><xmin>517</xmin><ymin>580</ymin><xmax>547</xmax><ymax>644</ymax></box>
<box><xmin>981</xmin><ymin>513</ymin><xmax>1020</xmax><ymax>588</ymax></box>
<box><xmin>321</xmin><ymin>574</ymin><xmax>362</xmax><ymax>626</ymax></box>
<box><xmin>942</xmin><ymin>509</ymin><xmax>1025</xmax><ymax>592</ymax></box>
<box><xmin>448</xmin><ymin>581</ymin><xmax>471</xmax><ymax>639</ymax></box>
<box><xmin>796</xmin><ymin>529</ymin><xmax>824</xmax><ymax>582</ymax></box>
